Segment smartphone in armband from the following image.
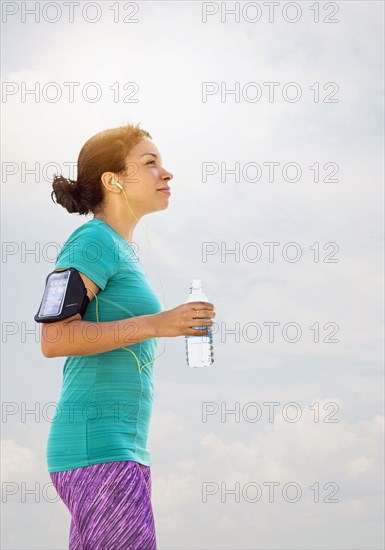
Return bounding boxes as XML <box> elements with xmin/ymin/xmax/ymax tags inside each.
<box><xmin>34</xmin><ymin>268</ymin><xmax>89</xmax><ymax>323</ymax></box>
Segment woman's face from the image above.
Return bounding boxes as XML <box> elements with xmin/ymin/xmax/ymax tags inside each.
<box><xmin>118</xmin><ymin>137</ymin><xmax>173</xmax><ymax>216</ymax></box>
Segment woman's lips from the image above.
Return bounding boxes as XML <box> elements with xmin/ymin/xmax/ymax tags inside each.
<box><xmin>157</xmin><ymin>188</ymin><xmax>171</xmax><ymax>194</ymax></box>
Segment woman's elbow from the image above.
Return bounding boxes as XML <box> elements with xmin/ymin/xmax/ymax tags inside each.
<box><xmin>42</xmin><ymin>342</ymin><xmax>56</xmax><ymax>358</ymax></box>
<box><xmin>41</xmin><ymin>324</ymin><xmax>58</xmax><ymax>358</ymax></box>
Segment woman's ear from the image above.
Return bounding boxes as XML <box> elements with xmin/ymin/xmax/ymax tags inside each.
<box><xmin>101</xmin><ymin>172</ymin><xmax>122</xmax><ymax>191</ymax></box>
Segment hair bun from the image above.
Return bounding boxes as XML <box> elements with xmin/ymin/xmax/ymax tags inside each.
<box><xmin>51</xmin><ymin>175</ymin><xmax>81</xmax><ymax>214</ymax></box>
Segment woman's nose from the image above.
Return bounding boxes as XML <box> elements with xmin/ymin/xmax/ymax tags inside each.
<box><xmin>163</xmin><ymin>168</ymin><xmax>173</xmax><ymax>181</ymax></box>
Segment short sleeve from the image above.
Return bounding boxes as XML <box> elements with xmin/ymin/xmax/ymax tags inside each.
<box><xmin>54</xmin><ymin>224</ymin><xmax>120</xmax><ymax>291</ymax></box>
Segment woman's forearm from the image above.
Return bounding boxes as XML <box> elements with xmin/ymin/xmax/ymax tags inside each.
<box><xmin>42</xmin><ymin>314</ymin><xmax>157</xmax><ymax>358</ymax></box>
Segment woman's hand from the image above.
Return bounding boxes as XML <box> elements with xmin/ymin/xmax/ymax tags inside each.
<box><xmin>153</xmin><ymin>302</ymin><xmax>216</xmax><ymax>337</ymax></box>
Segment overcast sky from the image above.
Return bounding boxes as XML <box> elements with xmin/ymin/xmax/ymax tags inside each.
<box><xmin>1</xmin><ymin>1</ymin><xmax>384</xmax><ymax>549</ymax></box>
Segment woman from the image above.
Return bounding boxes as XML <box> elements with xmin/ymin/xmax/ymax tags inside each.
<box><xmin>40</xmin><ymin>122</ymin><xmax>216</xmax><ymax>549</ymax></box>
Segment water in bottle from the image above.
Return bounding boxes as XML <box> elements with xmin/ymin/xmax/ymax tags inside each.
<box><xmin>185</xmin><ymin>279</ymin><xmax>214</xmax><ymax>368</ymax></box>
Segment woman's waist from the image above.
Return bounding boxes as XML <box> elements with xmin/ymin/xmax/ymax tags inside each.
<box><xmin>50</xmin><ymin>393</ymin><xmax>153</xmax><ymax>424</ymax></box>
<box><xmin>70</xmin><ymin>338</ymin><xmax>158</xmax><ymax>362</ymax></box>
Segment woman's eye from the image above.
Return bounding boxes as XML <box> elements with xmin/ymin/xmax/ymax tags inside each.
<box><xmin>147</xmin><ymin>160</ymin><xmax>156</xmax><ymax>165</ymax></box>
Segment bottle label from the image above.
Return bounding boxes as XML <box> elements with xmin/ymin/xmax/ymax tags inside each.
<box><xmin>186</xmin><ymin>329</ymin><xmax>212</xmax><ymax>341</ymax></box>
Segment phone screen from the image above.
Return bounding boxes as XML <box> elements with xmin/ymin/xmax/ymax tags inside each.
<box><xmin>39</xmin><ymin>271</ymin><xmax>70</xmax><ymax>316</ymax></box>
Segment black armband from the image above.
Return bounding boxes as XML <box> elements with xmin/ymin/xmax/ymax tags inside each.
<box><xmin>34</xmin><ymin>268</ymin><xmax>90</xmax><ymax>323</ymax></box>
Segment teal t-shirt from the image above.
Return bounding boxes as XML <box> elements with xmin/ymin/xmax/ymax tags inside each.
<box><xmin>46</xmin><ymin>218</ymin><xmax>163</xmax><ymax>473</ymax></box>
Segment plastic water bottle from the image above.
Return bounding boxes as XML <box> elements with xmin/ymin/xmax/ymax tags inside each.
<box><xmin>185</xmin><ymin>279</ymin><xmax>214</xmax><ymax>368</ymax></box>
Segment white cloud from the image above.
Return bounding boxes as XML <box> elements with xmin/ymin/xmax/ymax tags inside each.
<box><xmin>1</xmin><ymin>439</ymin><xmax>38</xmax><ymax>482</ymax></box>
<box><xmin>150</xmin><ymin>409</ymin><xmax>384</xmax><ymax>548</ymax></box>
<box><xmin>151</xmin><ymin>408</ymin><xmax>184</xmax><ymax>444</ymax></box>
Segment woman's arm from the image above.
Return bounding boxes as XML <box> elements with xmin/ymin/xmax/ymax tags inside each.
<box><xmin>40</xmin><ymin>270</ymin><xmax>216</xmax><ymax>358</ymax></box>
<box><xmin>40</xmin><ymin>268</ymin><xmax>156</xmax><ymax>358</ymax></box>
<box><xmin>41</xmin><ymin>313</ymin><xmax>157</xmax><ymax>358</ymax></box>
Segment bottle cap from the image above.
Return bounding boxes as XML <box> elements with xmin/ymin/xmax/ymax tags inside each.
<box><xmin>190</xmin><ymin>279</ymin><xmax>202</xmax><ymax>289</ymax></box>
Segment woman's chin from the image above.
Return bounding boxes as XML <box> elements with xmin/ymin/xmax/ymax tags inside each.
<box><xmin>156</xmin><ymin>200</ymin><xmax>170</xmax><ymax>211</ymax></box>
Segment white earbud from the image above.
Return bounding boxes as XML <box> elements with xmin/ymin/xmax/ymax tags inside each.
<box><xmin>112</xmin><ymin>177</ymin><xmax>123</xmax><ymax>190</ymax></box>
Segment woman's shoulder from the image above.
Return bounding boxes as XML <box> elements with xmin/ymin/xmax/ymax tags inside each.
<box><xmin>64</xmin><ymin>218</ymin><xmax>115</xmax><ymax>245</ymax></box>
<box><xmin>55</xmin><ymin>219</ymin><xmax>121</xmax><ymax>285</ymax></box>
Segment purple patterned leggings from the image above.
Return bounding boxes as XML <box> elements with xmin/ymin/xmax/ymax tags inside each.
<box><xmin>50</xmin><ymin>460</ymin><xmax>157</xmax><ymax>550</ymax></box>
